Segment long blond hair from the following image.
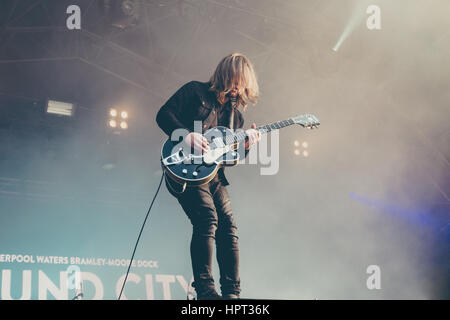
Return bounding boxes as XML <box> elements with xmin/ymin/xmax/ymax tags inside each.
<box><xmin>209</xmin><ymin>53</ymin><xmax>259</xmax><ymax>110</ymax></box>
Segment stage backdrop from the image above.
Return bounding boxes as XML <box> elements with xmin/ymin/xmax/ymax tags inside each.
<box><xmin>1</xmin><ymin>0</ymin><xmax>449</xmax><ymax>300</ymax></box>
<box><xmin>0</xmin><ymin>170</ymin><xmax>197</xmax><ymax>300</ymax></box>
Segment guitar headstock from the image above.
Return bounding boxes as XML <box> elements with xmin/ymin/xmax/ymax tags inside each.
<box><xmin>292</xmin><ymin>114</ymin><xmax>320</xmax><ymax>129</ymax></box>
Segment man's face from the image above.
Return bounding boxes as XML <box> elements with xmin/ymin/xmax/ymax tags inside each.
<box><xmin>229</xmin><ymin>87</ymin><xmax>239</xmax><ymax>97</ymax></box>
<box><xmin>229</xmin><ymin>83</ymin><xmax>243</xmax><ymax>97</ymax></box>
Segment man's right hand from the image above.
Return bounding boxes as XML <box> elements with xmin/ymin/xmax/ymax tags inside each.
<box><xmin>184</xmin><ymin>132</ymin><xmax>210</xmax><ymax>153</ymax></box>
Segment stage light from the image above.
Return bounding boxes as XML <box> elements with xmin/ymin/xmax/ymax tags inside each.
<box><xmin>109</xmin><ymin>119</ymin><xmax>117</xmax><ymax>128</ymax></box>
<box><xmin>108</xmin><ymin>108</ymin><xmax>129</xmax><ymax>130</ymax></box>
<box><xmin>120</xmin><ymin>121</ymin><xmax>128</xmax><ymax>129</ymax></box>
<box><xmin>46</xmin><ymin>100</ymin><xmax>75</xmax><ymax>116</ymax></box>
<box><xmin>294</xmin><ymin>141</ymin><xmax>309</xmax><ymax>157</ymax></box>
<box><xmin>333</xmin><ymin>2</ymin><xmax>367</xmax><ymax>52</ymax></box>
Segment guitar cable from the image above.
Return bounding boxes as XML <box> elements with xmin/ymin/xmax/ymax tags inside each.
<box><xmin>118</xmin><ymin>170</ymin><xmax>165</xmax><ymax>300</ymax></box>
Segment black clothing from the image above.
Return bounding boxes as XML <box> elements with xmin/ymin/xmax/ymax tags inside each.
<box><xmin>156</xmin><ymin>80</ymin><xmax>244</xmax><ymax>136</ymax></box>
<box><xmin>156</xmin><ymin>81</ymin><xmax>245</xmax><ymax>298</ymax></box>
<box><xmin>156</xmin><ymin>81</ymin><xmax>247</xmax><ymax>186</ymax></box>
<box><xmin>177</xmin><ymin>174</ymin><xmax>240</xmax><ymax>297</ymax></box>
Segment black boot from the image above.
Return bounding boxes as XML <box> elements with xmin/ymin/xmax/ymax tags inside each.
<box><xmin>220</xmin><ymin>279</ymin><xmax>241</xmax><ymax>300</ymax></box>
<box><xmin>222</xmin><ymin>293</ymin><xmax>240</xmax><ymax>300</ymax></box>
<box><xmin>193</xmin><ymin>281</ymin><xmax>222</xmax><ymax>300</ymax></box>
<box><xmin>196</xmin><ymin>289</ymin><xmax>222</xmax><ymax>300</ymax></box>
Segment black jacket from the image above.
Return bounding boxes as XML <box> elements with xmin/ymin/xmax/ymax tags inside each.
<box><xmin>156</xmin><ymin>81</ymin><xmax>247</xmax><ymax>186</ymax></box>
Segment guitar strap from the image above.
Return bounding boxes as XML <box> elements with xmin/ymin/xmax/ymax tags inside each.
<box><xmin>229</xmin><ymin>97</ymin><xmax>236</xmax><ymax>130</ymax></box>
<box><xmin>206</xmin><ymin>96</ymin><xmax>235</xmax><ymax>130</ymax></box>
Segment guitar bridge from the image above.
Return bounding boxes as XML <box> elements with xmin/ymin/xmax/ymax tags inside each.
<box><xmin>162</xmin><ymin>147</ymin><xmax>186</xmax><ymax>166</ymax></box>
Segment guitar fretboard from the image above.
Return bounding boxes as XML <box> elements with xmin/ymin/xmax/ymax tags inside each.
<box><xmin>223</xmin><ymin>118</ymin><xmax>295</xmax><ymax>145</ymax></box>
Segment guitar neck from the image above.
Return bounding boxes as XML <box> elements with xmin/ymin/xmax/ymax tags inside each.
<box><xmin>228</xmin><ymin>118</ymin><xmax>295</xmax><ymax>145</ymax></box>
<box><xmin>257</xmin><ymin>118</ymin><xmax>296</xmax><ymax>134</ymax></box>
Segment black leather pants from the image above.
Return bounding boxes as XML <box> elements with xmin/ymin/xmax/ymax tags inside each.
<box><xmin>175</xmin><ymin>174</ymin><xmax>241</xmax><ymax>296</ymax></box>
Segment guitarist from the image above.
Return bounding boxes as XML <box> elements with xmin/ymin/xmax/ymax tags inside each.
<box><xmin>156</xmin><ymin>53</ymin><xmax>261</xmax><ymax>299</ymax></box>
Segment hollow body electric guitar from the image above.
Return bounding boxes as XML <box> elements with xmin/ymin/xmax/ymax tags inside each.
<box><xmin>161</xmin><ymin>114</ymin><xmax>320</xmax><ymax>194</ymax></box>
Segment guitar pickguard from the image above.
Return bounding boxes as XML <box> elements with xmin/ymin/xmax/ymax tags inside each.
<box><xmin>203</xmin><ymin>145</ymin><xmax>232</xmax><ymax>164</ymax></box>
